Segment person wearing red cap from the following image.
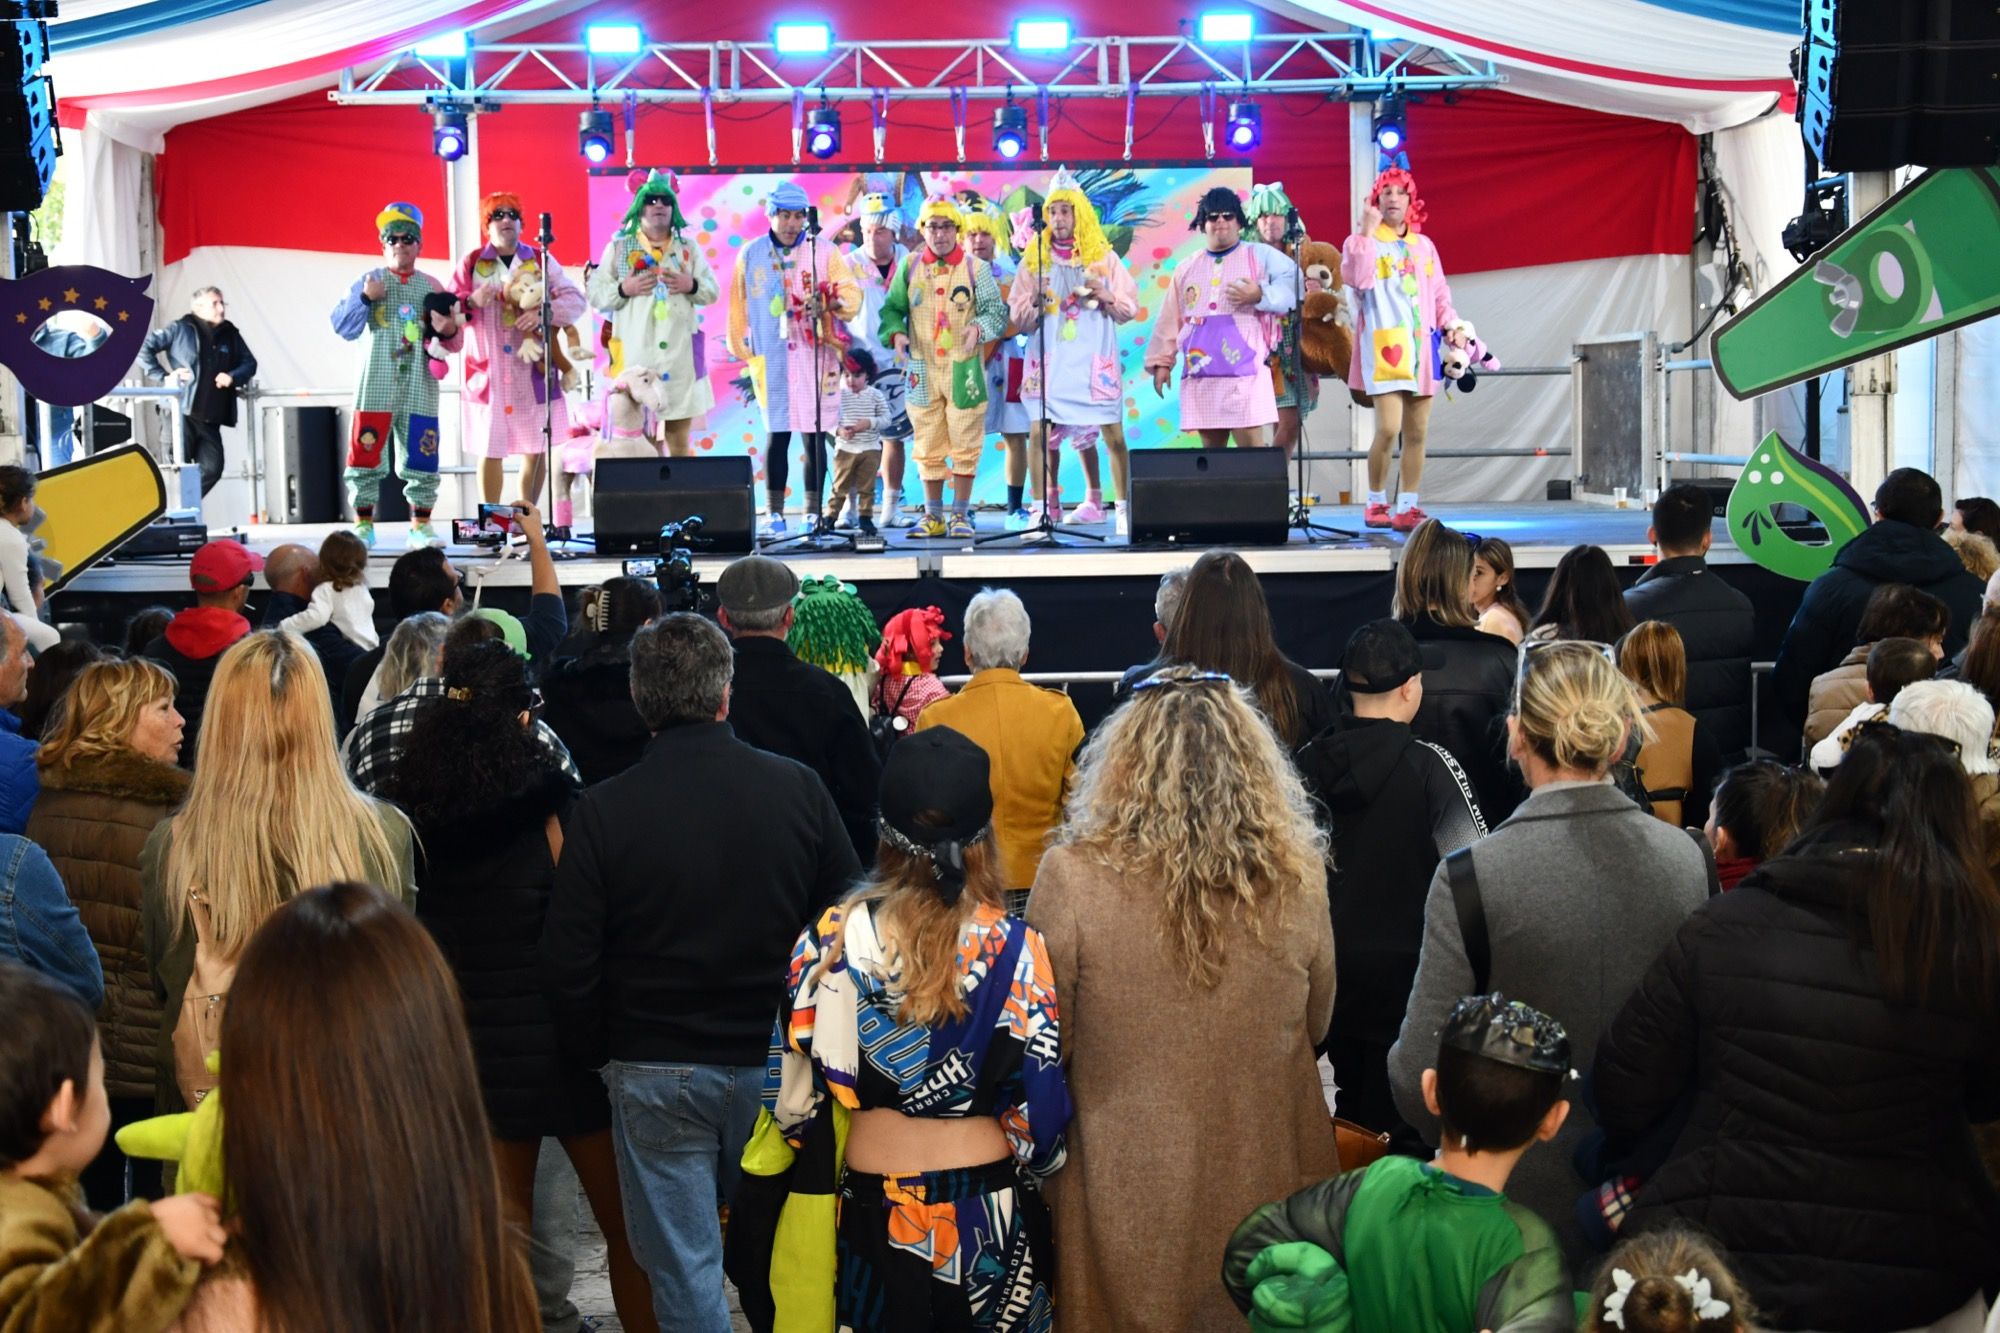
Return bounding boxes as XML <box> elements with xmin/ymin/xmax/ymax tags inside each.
<box><xmin>140</xmin><ymin>540</ymin><xmax>263</xmax><ymax>765</ymax></box>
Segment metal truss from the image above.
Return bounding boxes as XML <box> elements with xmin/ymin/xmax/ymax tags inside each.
<box><xmin>332</xmin><ymin>30</ymin><xmax>1503</xmax><ymax>106</ymax></box>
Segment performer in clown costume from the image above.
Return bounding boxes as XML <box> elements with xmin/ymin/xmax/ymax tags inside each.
<box><xmin>1246</xmin><ymin>181</ymin><xmax>1317</xmax><ymax>457</ymax></box>
<box><xmin>1144</xmin><ymin>187</ymin><xmax>1299</xmax><ymax>450</ymax></box>
<box><xmin>587</xmin><ymin>170</ymin><xmax>719</xmax><ymax>463</ymax></box>
<box><xmin>960</xmin><ymin>200</ymin><xmax>1032</xmax><ymax>527</ymax></box>
<box><xmin>879</xmin><ymin>196</ymin><xmax>1008</xmax><ymax>541</ymax></box>
<box><xmin>1342</xmin><ymin>166</ymin><xmax>1468</xmax><ymax>533</ymax></box>
<box><xmin>727</xmin><ymin>181</ymin><xmax>862</xmax><ymax>536</ymax></box>
<box><xmin>841</xmin><ymin>188</ymin><xmax>916</xmax><ymax>527</ymax></box>
<box><xmin>1009</xmin><ymin>166</ymin><xmax>1142</xmax><ymax>533</ymax></box>
<box><xmin>451</xmin><ymin>190</ymin><xmax>588</xmax><ymax>508</ymax></box>
<box><xmin>331</xmin><ymin>202</ymin><xmax>462</xmax><ymax>548</ymax></box>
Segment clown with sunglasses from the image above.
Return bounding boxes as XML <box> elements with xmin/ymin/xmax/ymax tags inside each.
<box><xmin>331</xmin><ymin>201</ymin><xmax>463</xmax><ymax>548</ymax></box>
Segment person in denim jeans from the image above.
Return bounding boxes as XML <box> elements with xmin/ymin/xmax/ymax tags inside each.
<box><xmin>542</xmin><ymin>612</ymin><xmax>858</xmax><ymax>1331</ymax></box>
<box><xmin>0</xmin><ymin>832</ymin><xmax>101</xmax><ymax>1006</ymax></box>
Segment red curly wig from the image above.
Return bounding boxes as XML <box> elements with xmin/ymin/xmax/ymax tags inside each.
<box><xmin>1366</xmin><ymin>168</ymin><xmax>1427</xmax><ymax>232</ymax></box>
<box><xmin>874</xmin><ymin>606</ymin><xmax>951</xmax><ymax>675</ymax></box>
<box><xmin>479</xmin><ymin>191</ymin><xmax>524</xmax><ymax>225</ymax></box>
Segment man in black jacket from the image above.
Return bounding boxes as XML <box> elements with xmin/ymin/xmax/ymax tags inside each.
<box><xmin>137</xmin><ymin>287</ymin><xmax>257</xmax><ymax>497</ymax></box>
<box><xmin>1773</xmin><ymin>468</ymin><xmax>1982</xmax><ymax>731</ymax></box>
<box><xmin>259</xmin><ymin>542</ymin><xmax>362</xmax><ymax>700</ymax></box>
<box><xmin>541</xmin><ymin>612</ymin><xmax>858</xmax><ymax>1330</ymax></box>
<box><xmin>715</xmin><ymin>554</ymin><xmax>881</xmax><ymax>863</ymax></box>
<box><xmin>1623</xmin><ymin>483</ymin><xmax>1756</xmax><ymax>755</ymax></box>
<box><xmin>1295</xmin><ymin>620</ymin><xmax>1486</xmax><ymax>1146</ymax></box>
<box><xmin>143</xmin><ymin>539</ymin><xmax>262</xmax><ymax>766</ymax></box>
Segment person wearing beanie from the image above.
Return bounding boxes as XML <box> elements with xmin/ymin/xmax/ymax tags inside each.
<box><xmin>1293</xmin><ymin>619</ymin><xmax>1485</xmax><ymax>1145</ymax></box>
<box><xmin>726</xmin><ymin>180</ymin><xmax>862</xmax><ymax>537</ymax></box>
<box><xmin>451</xmin><ymin>189</ymin><xmax>588</xmax><ymax>508</ymax></box>
<box><xmin>141</xmin><ymin>540</ymin><xmax>263</xmax><ymax>766</ymax></box>
<box><xmin>1223</xmin><ymin>994</ymin><xmax>1573</xmax><ymax>1332</ymax></box>
<box><xmin>753</xmin><ymin>726</ymin><xmax>1070</xmax><ymax>1331</ymax></box>
<box><xmin>330</xmin><ymin>201</ymin><xmax>462</xmax><ymax>548</ymax></box>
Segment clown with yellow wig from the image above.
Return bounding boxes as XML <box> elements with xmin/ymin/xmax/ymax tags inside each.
<box><xmin>1008</xmin><ymin>166</ymin><xmax>1141</xmax><ymax>531</ymax></box>
<box><xmin>959</xmin><ymin>198</ymin><xmax>1033</xmax><ymax>526</ymax></box>
<box><xmin>450</xmin><ymin>190</ymin><xmax>588</xmax><ymax>507</ymax></box>
<box><xmin>878</xmin><ymin>194</ymin><xmax>1007</xmax><ymax>540</ymax></box>
<box><xmin>331</xmin><ymin>201</ymin><xmax>462</xmax><ymax>547</ymax></box>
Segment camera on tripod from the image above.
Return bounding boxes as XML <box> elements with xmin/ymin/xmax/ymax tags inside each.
<box><xmin>633</xmin><ymin>515</ymin><xmax>706</xmax><ymax>612</ymax></box>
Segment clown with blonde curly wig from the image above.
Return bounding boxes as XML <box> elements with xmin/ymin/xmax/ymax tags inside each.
<box><xmin>1342</xmin><ymin>165</ymin><xmax>1473</xmax><ymax>534</ymax></box>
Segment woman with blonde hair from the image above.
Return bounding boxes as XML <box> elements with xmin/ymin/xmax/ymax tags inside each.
<box><xmin>351</xmin><ymin>609</ymin><xmax>449</xmax><ymax>727</ymax></box>
<box><xmin>1619</xmin><ymin>620</ymin><xmax>1723</xmax><ymax>827</ymax></box>
<box><xmin>1027</xmin><ymin>667</ymin><xmax>1333</xmax><ymax>1332</ymax></box>
<box><xmin>26</xmin><ymin>656</ymin><xmax>188</xmax><ymax>1206</ymax></box>
<box><xmin>1394</xmin><ymin>517</ymin><xmax>1522</xmax><ymax>820</ymax></box>
<box><xmin>763</xmin><ymin>727</ymin><xmax>1069</xmax><ymax>1329</ymax></box>
<box><xmin>141</xmin><ymin>630</ymin><xmax>415</xmax><ymax>1115</ymax></box>
<box><xmin>1389</xmin><ymin>641</ymin><xmax>1709</xmax><ymax>1258</ymax></box>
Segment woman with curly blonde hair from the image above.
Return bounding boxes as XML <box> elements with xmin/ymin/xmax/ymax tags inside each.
<box><xmin>1027</xmin><ymin>666</ymin><xmax>1333</xmax><ymax>1332</ymax></box>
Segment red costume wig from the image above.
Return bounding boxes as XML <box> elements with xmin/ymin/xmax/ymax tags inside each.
<box><xmin>479</xmin><ymin>191</ymin><xmax>524</xmax><ymax>226</ymax></box>
<box><xmin>1366</xmin><ymin>168</ymin><xmax>1428</xmax><ymax>232</ymax></box>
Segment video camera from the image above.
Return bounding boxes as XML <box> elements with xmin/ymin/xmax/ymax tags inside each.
<box><xmin>622</xmin><ymin>515</ymin><xmax>709</xmax><ymax>613</ymax></box>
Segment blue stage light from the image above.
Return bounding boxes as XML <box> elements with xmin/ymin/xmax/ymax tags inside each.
<box><xmin>1198</xmin><ymin>12</ymin><xmax>1254</xmax><ymax>43</ymax></box>
<box><xmin>586</xmin><ymin>24</ymin><xmax>644</xmax><ymax>55</ymax></box>
<box><xmin>414</xmin><ymin>30</ymin><xmax>467</xmax><ymax>57</ymax></box>
<box><xmin>579</xmin><ymin>107</ymin><xmax>615</xmax><ymax>164</ymax></box>
<box><xmin>774</xmin><ymin>22</ymin><xmax>832</xmax><ymax>55</ymax></box>
<box><xmin>1013</xmin><ymin>19</ymin><xmax>1072</xmax><ymax>52</ymax></box>
<box><xmin>431</xmin><ymin>105</ymin><xmax>469</xmax><ymax>161</ymax></box>
<box><xmin>1225</xmin><ymin>100</ymin><xmax>1261</xmax><ymax>151</ymax></box>
<box><xmin>1373</xmin><ymin>93</ymin><xmax>1407</xmax><ymax>155</ymax></box>
<box><xmin>992</xmin><ymin>102</ymin><xmax>1028</xmax><ymax>159</ymax></box>
<box><xmin>806</xmin><ymin>103</ymin><xmax>842</xmax><ymax>159</ymax></box>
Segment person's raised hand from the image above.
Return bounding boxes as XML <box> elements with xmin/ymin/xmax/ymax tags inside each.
<box><xmin>1360</xmin><ymin>204</ymin><xmax>1382</xmax><ymax>235</ymax></box>
<box><xmin>362</xmin><ymin>272</ymin><xmax>385</xmax><ymax>302</ymax></box>
<box><xmin>151</xmin><ymin>1193</ymin><xmax>227</xmax><ymax>1266</ymax></box>
<box><xmin>514</xmin><ymin>501</ymin><xmax>547</xmax><ymax>543</ymax></box>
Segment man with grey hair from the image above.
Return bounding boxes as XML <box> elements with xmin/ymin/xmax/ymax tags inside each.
<box><xmin>716</xmin><ymin>554</ymin><xmax>880</xmax><ymax>862</ymax></box>
<box><xmin>138</xmin><ymin>286</ymin><xmax>257</xmax><ymax>497</ymax></box>
<box><xmin>1113</xmin><ymin>564</ymin><xmax>1194</xmax><ymax>698</ymax></box>
<box><xmin>918</xmin><ymin>587</ymin><xmax>1082</xmax><ymax>909</ymax></box>
<box><xmin>541</xmin><ymin>611</ymin><xmax>858</xmax><ymax>1331</ymax></box>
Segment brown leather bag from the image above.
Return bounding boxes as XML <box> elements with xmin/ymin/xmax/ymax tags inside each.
<box><xmin>1333</xmin><ymin>1116</ymin><xmax>1391</xmax><ymax>1172</ymax></box>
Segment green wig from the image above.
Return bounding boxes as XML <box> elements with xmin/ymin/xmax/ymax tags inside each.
<box><xmin>620</xmin><ymin>169</ymin><xmax>690</xmax><ymax>236</ymax></box>
<box><xmin>787</xmin><ymin>575</ymin><xmax>880</xmax><ymax>675</ymax></box>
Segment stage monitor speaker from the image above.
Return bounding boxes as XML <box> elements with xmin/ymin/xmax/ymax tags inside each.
<box><xmin>1127</xmin><ymin>447</ymin><xmax>1288</xmax><ymax>547</ymax></box>
<box><xmin>1798</xmin><ymin>0</ymin><xmax>2000</xmax><ymax>170</ymax></box>
<box><xmin>593</xmin><ymin>456</ymin><xmax>755</xmax><ymax>555</ymax></box>
<box><xmin>0</xmin><ymin>18</ymin><xmax>53</xmax><ymax>212</ymax></box>
<box><xmin>279</xmin><ymin>406</ymin><xmax>342</xmax><ymax>524</ymax></box>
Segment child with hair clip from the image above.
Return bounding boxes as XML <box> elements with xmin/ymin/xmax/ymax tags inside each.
<box><xmin>0</xmin><ymin>959</ymin><xmax>226</xmax><ymax>1331</ymax></box>
<box><xmin>1703</xmin><ymin>759</ymin><xmax>1824</xmax><ymax>891</ymax></box>
<box><xmin>277</xmin><ymin>529</ymin><xmax>379</xmax><ymax>651</ymax></box>
<box><xmin>1585</xmin><ymin>1227</ymin><xmax>1752</xmax><ymax>1332</ymax></box>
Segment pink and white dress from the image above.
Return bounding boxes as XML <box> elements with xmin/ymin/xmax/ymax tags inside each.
<box><xmin>1340</xmin><ymin>224</ymin><xmax>1458</xmax><ymax>399</ymax></box>
<box><xmin>1144</xmin><ymin>241</ymin><xmax>1299</xmax><ymax>431</ymax></box>
<box><xmin>451</xmin><ymin>244</ymin><xmax>589</xmax><ymax>458</ymax></box>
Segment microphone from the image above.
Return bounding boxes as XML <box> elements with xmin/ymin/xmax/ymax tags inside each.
<box><xmin>538</xmin><ymin>212</ymin><xmax>554</xmax><ymax>247</ymax></box>
<box><xmin>1031</xmin><ymin>201</ymin><xmax>1044</xmax><ymax>232</ymax></box>
<box><xmin>806</xmin><ymin>205</ymin><xmax>820</xmax><ymax>236</ymax></box>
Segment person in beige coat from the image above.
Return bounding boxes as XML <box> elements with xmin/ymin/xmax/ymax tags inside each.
<box><xmin>1028</xmin><ymin>665</ymin><xmax>1335</xmax><ymax>1332</ymax></box>
<box><xmin>1802</xmin><ymin>583</ymin><xmax>1946</xmax><ymax>747</ymax></box>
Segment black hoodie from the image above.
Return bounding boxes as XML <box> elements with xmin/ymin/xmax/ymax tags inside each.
<box><xmin>1295</xmin><ymin>712</ymin><xmax>1487</xmax><ymax>1049</ymax></box>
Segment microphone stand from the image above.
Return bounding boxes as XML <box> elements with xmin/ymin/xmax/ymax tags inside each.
<box><xmin>535</xmin><ymin>212</ymin><xmax>583</xmax><ymax>557</ymax></box>
<box><xmin>976</xmin><ymin>204</ymin><xmax>1101</xmax><ymax>548</ymax></box>
<box><xmin>1283</xmin><ymin>207</ymin><xmax>1355</xmax><ymax>543</ymax></box>
<box><xmin>764</xmin><ymin>206</ymin><xmax>851</xmax><ymax>552</ymax></box>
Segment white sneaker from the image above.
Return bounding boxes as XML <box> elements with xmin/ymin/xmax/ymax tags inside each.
<box><xmin>1115</xmin><ymin>508</ymin><xmax>1130</xmax><ymax>536</ymax></box>
<box><xmin>762</xmin><ymin>513</ymin><xmax>789</xmax><ymax>538</ymax></box>
<box><xmin>882</xmin><ymin>505</ymin><xmax>915</xmax><ymax>529</ymax></box>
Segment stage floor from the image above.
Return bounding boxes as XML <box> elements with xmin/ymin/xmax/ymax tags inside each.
<box><xmin>68</xmin><ymin>500</ymin><xmax>1734</xmax><ymax>595</ymax></box>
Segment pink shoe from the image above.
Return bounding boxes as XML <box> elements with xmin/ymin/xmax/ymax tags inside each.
<box><xmin>1067</xmin><ymin>499</ymin><xmax>1107</xmax><ymax>524</ymax></box>
<box><xmin>1389</xmin><ymin>504</ymin><xmax>1429</xmax><ymax>533</ymax></box>
<box><xmin>1363</xmin><ymin>501</ymin><xmax>1393</xmax><ymax>528</ymax></box>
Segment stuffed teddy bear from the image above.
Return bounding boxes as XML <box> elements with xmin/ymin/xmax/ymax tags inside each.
<box><xmin>421</xmin><ymin>290</ymin><xmax>462</xmax><ymax>381</ymax></box>
<box><xmin>501</xmin><ymin>267</ymin><xmax>584</xmax><ymax>393</ymax></box>
<box><xmin>1295</xmin><ymin>240</ymin><xmax>1353</xmax><ymax>380</ymax></box>
<box><xmin>1437</xmin><ymin>319</ymin><xmax>1501</xmax><ymax>393</ymax></box>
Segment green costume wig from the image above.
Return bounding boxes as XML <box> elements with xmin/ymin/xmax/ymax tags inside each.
<box><xmin>787</xmin><ymin>575</ymin><xmax>880</xmax><ymax>675</ymax></box>
<box><xmin>619</xmin><ymin>169</ymin><xmax>690</xmax><ymax>236</ymax></box>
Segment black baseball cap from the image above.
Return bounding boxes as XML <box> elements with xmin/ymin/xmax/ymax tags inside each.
<box><xmin>1341</xmin><ymin>618</ymin><xmax>1424</xmax><ymax>694</ymax></box>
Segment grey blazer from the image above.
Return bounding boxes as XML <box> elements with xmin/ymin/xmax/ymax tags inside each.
<box><xmin>1385</xmin><ymin>780</ymin><xmax>1709</xmax><ymax>1259</ymax></box>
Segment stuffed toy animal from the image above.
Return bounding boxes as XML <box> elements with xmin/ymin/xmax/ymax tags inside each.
<box><xmin>501</xmin><ymin>268</ymin><xmax>585</xmax><ymax>393</ymax></box>
<box><xmin>422</xmin><ymin>290</ymin><xmax>462</xmax><ymax>381</ymax></box>
<box><xmin>1295</xmin><ymin>240</ymin><xmax>1353</xmax><ymax>379</ymax></box>
<box><xmin>595</xmin><ymin>366</ymin><xmax>668</xmax><ymax>462</ymax></box>
<box><xmin>1437</xmin><ymin>319</ymin><xmax>1501</xmax><ymax>393</ymax></box>
<box><xmin>116</xmin><ymin>1051</ymin><xmax>227</xmax><ymax>1201</ymax></box>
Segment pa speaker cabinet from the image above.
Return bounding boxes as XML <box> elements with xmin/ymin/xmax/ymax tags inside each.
<box><xmin>1127</xmin><ymin>447</ymin><xmax>1288</xmax><ymax>547</ymax></box>
<box><xmin>278</xmin><ymin>405</ymin><xmax>341</xmax><ymax>524</ymax></box>
<box><xmin>594</xmin><ymin>455</ymin><xmax>754</xmax><ymax>555</ymax></box>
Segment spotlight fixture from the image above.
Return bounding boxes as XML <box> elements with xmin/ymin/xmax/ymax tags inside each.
<box><xmin>1373</xmin><ymin>92</ymin><xmax>1407</xmax><ymax>155</ymax></box>
<box><xmin>1198</xmin><ymin>11</ymin><xmax>1254</xmax><ymax>43</ymax></box>
<box><xmin>993</xmin><ymin>101</ymin><xmax>1028</xmax><ymax>160</ymax></box>
<box><xmin>1225</xmin><ymin>100</ymin><xmax>1261</xmax><ymax>152</ymax></box>
<box><xmin>806</xmin><ymin>101</ymin><xmax>842</xmax><ymax>159</ymax></box>
<box><xmin>413</xmin><ymin>29</ymin><xmax>467</xmax><ymax>57</ymax></box>
<box><xmin>774</xmin><ymin>22</ymin><xmax>832</xmax><ymax>55</ymax></box>
<box><xmin>585</xmin><ymin>23</ymin><xmax>643</xmax><ymax>55</ymax></box>
<box><xmin>431</xmin><ymin>104</ymin><xmax>469</xmax><ymax>161</ymax></box>
<box><xmin>578</xmin><ymin>106</ymin><xmax>615</xmax><ymax>164</ymax></box>
<box><xmin>1013</xmin><ymin>19</ymin><xmax>1072</xmax><ymax>52</ymax></box>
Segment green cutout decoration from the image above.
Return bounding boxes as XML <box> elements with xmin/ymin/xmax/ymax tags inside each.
<box><xmin>1712</xmin><ymin>167</ymin><xmax>2000</xmax><ymax>400</ymax></box>
<box><xmin>1726</xmin><ymin>432</ymin><xmax>1871</xmax><ymax>582</ymax></box>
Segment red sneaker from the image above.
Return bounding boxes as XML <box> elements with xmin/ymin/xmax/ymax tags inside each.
<box><xmin>1363</xmin><ymin>501</ymin><xmax>1393</xmax><ymax>528</ymax></box>
<box><xmin>1389</xmin><ymin>505</ymin><xmax>1429</xmax><ymax>533</ymax></box>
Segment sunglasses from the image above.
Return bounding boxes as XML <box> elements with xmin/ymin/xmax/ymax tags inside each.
<box><xmin>1132</xmin><ymin>669</ymin><xmax>1234</xmax><ymax>694</ymax></box>
<box><xmin>384</xmin><ymin>234</ymin><xmax>419</xmax><ymax>246</ymax></box>
<box><xmin>1514</xmin><ymin>637</ymin><xmax>1617</xmax><ymax>698</ymax></box>
<box><xmin>487</xmin><ymin>208</ymin><xmax>522</xmax><ymax>222</ymax></box>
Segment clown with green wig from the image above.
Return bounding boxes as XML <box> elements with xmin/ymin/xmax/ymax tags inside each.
<box><xmin>330</xmin><ymin>201</ymin><xmax>463</xmax><ymax>548</ymax></box>
<box><xmin>1246</xmin><ymin>181</ymin><xmax>1318</xmax><ymax>454</ymax></box>
<box><xmin>1007</xmin><ymin>166</ymin><xmax>1141</xmax><ymax>532</ymax></box>
<box><xmin>586</xmin><ymin>170</ymin><xmax>720</xmax><ymax>456</ymax></box>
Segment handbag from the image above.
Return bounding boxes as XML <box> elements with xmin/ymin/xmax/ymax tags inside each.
<box><xmin>1332</xmin><ymin>1116</ymin><xmax>1391</xmax><ymax>1172</ymax></box>
<box><xmin>949</xmin><ymin>355</ymin><xmax>989</xmax><ymax>410</ymax></box>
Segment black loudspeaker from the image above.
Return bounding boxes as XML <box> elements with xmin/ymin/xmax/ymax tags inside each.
<box><xmin>1127</xmin><ymin>447</ymin><xmax>1288</xmax><ymax>546</ymax></box>
<box><xmin>279</xmin><ymin>406</ymin><xmax>342</xmax><ymax>523</ymax></box>
<box><xmin>593</xmin><ymin>456</ymin><xmax>755</xmax><ymax>555</ymax></box>
<box><xmin>1799</xmin><ymin>0</ymin><xmax>2000</xmax><ymax>170</ymax></box>
<box><xmin>0</xmin><ymin>17</ymin><xmax>55</xmax><ymax>212</ymax></box>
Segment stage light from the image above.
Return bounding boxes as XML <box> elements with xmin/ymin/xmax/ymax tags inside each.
<box><xmin>774</xmin><ymin>22</ymin><xmax>832</xmax><ymax>55</ymax></box>
<box><xmin>1198</xmin><ymin>12</ymin><xmax>1254</xmax><ymax>43</ymax></box>
<box><xmin>806</xmin><ymin>102</ymin><xmax>842</xmax><ymax>159</ymax></box>
<box><xmin>1013</xmin><ymin>19</ymin><xmax>1072</xmax><ymax>52</ymax></box>
<box><xmin>585</xmin><ymin>24</ymin><xmax>643</xmax><ymax>55</ymax></box>
<box><xmin>579</xmin><ymin>107</ymin><xmax>615</xmax><ymax>164</ymax></box>
<box><xmin>1373</xmin><ymin>93</ymin><xmax>1407</xmax><ymax>154</ymax></box>
<box><xmin>414</xmin><ymin>29</ymin><xmax>467</xmax><ymax>57</ymax></box>
<box><xmin>431</xmin><ymin>105</ymin><xmax>469</xmax><ymax>161</ymax></box>
<box><xmin>993</xmin><ymin>102</ymin><xmax>1028</xmax><ymax>159</ymax></box>
<box><xmin>1225</xmin><ymin>100</ymin><xmax>1261</xmax><ymax>151</ymax></box>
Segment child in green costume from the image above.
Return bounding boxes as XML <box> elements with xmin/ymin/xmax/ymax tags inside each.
<box><xmin>1223</xmin><ymin>993</ymin><xmax>1575</xmax><ymax>1332</ymax></box>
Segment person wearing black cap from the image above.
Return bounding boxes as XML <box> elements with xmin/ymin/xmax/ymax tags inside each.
<box><xmin>1223</xmin><ymin>993</ymin><xmax>1574</xmax><ymax>1331</ymax></box>
<box><xmin>715</xmin><ymin>554</ymin><xmax>881</xmax><ymax>864</ymax></box>
<box><xmin>1295</xmin><ymin>619</ymin><xmax>1485</xmax><ymax>1146</ymax></box>
<box><xmin>760</xmin><ymin>726</ymin><xmax>1070</xmax><ymax>1331</ymax></box>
